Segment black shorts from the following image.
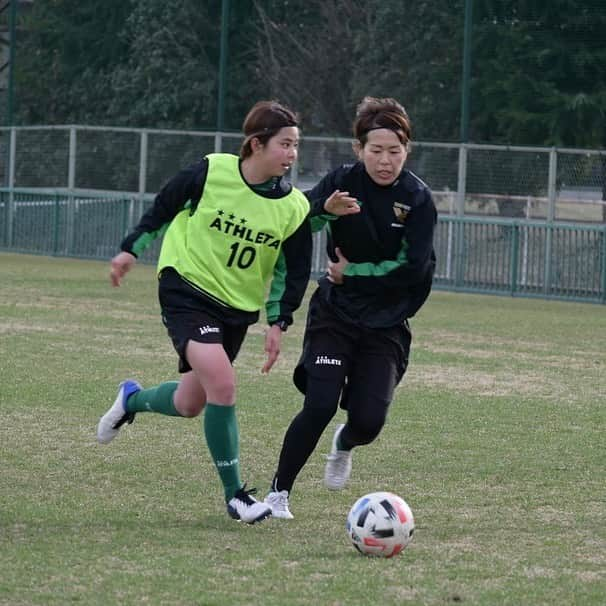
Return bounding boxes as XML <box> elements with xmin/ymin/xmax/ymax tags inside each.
<box><xmin>158</xmin><ymin>269</ymin><xmax>249</xmax><ymax>373</ymax></box>
<box><xmin>293</xmin><ymin>289</ymin><xmax>411</xmax><ymax>408</ymax></box>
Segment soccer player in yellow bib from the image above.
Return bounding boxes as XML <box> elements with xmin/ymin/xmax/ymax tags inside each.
<box><xmin>97</xmin><ymin>101</ymin><xmax>311</xmax><ymax>524</ymax></box>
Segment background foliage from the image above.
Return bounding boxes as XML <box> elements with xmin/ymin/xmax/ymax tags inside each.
<box><xmin>9</xmin><ymin>0</ymin><xmax>606</xmax><ymax>147</ymax></box>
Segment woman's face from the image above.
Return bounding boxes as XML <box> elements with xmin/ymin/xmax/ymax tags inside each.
<box><xmin>254</xmin><ymin>126</ymin><xmax>299</xmax><ymax>179</ymax></box>
<box><xmin>356</xmin><ymin>128</ymin><xmax>408</xmax><ymax>186</ymax></box>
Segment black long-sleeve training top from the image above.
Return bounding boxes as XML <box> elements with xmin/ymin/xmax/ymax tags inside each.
<box><xmin>307</xmin><ymin>161</ymin><xmax>437</xmax><ymax>328</ymax></box>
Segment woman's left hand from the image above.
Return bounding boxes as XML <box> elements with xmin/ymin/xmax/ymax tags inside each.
<box><xmin>262</xmin><ymin>324</ymin><xmax>282</xmax><ymax>374</ymax></box>
<box><xmin>327</xmin><ymin>247</ymin><xmax>349</xmax><ymax>285</ymax></box>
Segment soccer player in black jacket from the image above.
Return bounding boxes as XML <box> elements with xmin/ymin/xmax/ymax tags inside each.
<box><xmin>264</xmin><ymin>97</ymin><xmax>437</xmax><ymax>519</ymax></box>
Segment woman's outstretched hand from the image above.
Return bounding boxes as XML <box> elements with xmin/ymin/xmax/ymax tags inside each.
<box><xmin>110</xmin><ymin>251</ymin><xmax>136</xmax><ymax>287</ymax></box>
<box><xmin>262</xmin><ymin>324</ymin><xmax>283</xmax><ymax>374</ymax></box>
<box><xmin>324</xmin><ymin>190</ymin><xmax>360</xmax><ymax>216</ymax></box>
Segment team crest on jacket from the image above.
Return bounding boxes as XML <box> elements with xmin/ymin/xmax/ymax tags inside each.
<box><xmin>393</xmin><ymin>202</ymin><xmax>411</xmax><ymax>223</ymax></box>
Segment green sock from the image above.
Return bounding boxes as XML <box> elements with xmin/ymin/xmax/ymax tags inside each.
<box><xmin>203</xmin><ymin>403</ymin><xmax>241</xmax><ymax>501</ymax></box>
<box><xmin>125</xmin><ymin>382</ymin><xmax>181</xmax><ymax>416</ymax></box>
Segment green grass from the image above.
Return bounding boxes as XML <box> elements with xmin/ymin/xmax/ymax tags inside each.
<box><xmin>1</xmin><ymin>252</ymin><xmax>605</xmax><ymax>606</ymax></box>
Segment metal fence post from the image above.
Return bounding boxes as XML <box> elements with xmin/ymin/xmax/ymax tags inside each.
<box><xmin>290</xmin><ymin>156</ymin><xmax>299</xmax><ymax>187</ymax></box>
<box><xmin>455</xmin><ymin>144</ymin><xmax>467</xmax><ymax>287</ymax></box>
<box><xmin>138</xmin><ymin>130</ymin><xmax>148</xmax><ymax>197</ymax></box>
<box><xmin>601</xmin><ymin>225</ymin><xmax>606</xmax><ymax>304</ymax></box>
<box><xmin>510</xmin><ymin>221</ymin><xmax>519</xmax><ymax>295</ymax></box>
<box><xmin>53</xmin><ymin>193</ymin><xmax>60</xmax><ymax>256</ymax></box>
<box><xmin>138</xmin><ymin>130</ymin><xmax>148</xmax><ymax>227</ymax></box>
<box><xmin>6</xmin><ymin>126</ymin><xmax>16</xmax><ymax>247</ymax></box>
<box><xmin>543</xmin><ymin>148</ymin><xmax>557</xmax><ymax>293</ymax></box>
<box><xmin>547</xmin><ymin>148</ymin><xmax>557</xmax><ymax>222</ymax></box>
<box><xmin>1</xmin><ymin>190</ymin><xmax>4</xmax><ymax>246</ymax></box>
<box><xmin>122</xmin><ymin>196</ymin><xmax>129</xmax><ymax>238</ymax></box>
<box><xmin>456</xmin><ymin>143</ymin><xmax>467</xmax><ymax>216</ymax></box>
<box><xmin>64</xmin><ymin>126</ymin><xmax>77</xmax><ymax>255</ymax></box>
<box><xmin>68</xmin><ymin>126</ymin><xmax>76</xmax><ymax>189</ymax></box>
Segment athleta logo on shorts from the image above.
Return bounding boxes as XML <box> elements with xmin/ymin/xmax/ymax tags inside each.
<box><xmin>315</xmin><ymin>355</ymin><xmax>342</xmax><ymax>366</ymax></box>
<box><xmin>199</xmin><ymin>325</ymin><xmax>220</xmax><ymax>336</ymax></box>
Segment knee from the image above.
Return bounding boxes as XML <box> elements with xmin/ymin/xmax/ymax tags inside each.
<box><xmin>348</xmin><ymin>404</ymin><xmax>388</xmax><ymax>446</ymax></box>
<box><xmin>347</xmin><ymin>418</ymin><xmax>383</xmax><ymax>446</ymax></box>
<box><xmin>173</xmin><ymin>384</ymin><xmax>207</xmax><ymax>417</ymax></box>
<box><xmin>206</xmin><ymin>377</ymin><xmax>236</xmax><ymax>405</ymax></box>
<box><xmin>303</xmin><ymin>400</ymin><xmax>338</xmax><ymax>427</ymax></box>
<box><xmin>303</xmin><ymin>378</ymin><xmax>342</xmax><ymax>425</ymax></box>
<box><xmin>178</xmin><ymin>401</ymin><xmax>205</xmax><ymax>418</ymax></box>
<box><xmin>174</xmin><ymin>395</ymin><xmax>206</xmax><ymax>418</ymax></box>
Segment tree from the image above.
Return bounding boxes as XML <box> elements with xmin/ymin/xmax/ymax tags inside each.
<box><xmin>251</xmin><ymin>0</ymin><xmax>465</xmax><ymax>140</ymax></box>
<box><xmin>253</xmin><ymin>0</ymin><xmax>368</xmax><ymax>135</ymax></box>
<box><xmin>12</xmin><ymin>0</ymin><xmax>606</xmax><ymax>152</ymax></box>
<box><xmin>16</xmin><ymin>0</ymin><xmax>131</xmax><ymax>124</ymax></box>
<box><xmin>472</xmin><ymin>1</ymin><xmax>606</xmax><ymax>147</ymax></box>
<box><xmin>14</xmin><ymin>0</ymin><xmax>276</xmax><ymax>131</ymax></box>
<box><xmin>104</xmin><ymin>1</ymin><xmax>218</xmax><ymax>129</ymax></box>
<box><xmin>348</xmin><ymin>0</ymin><xmax>464</xmax><ymax>142</ymax></box>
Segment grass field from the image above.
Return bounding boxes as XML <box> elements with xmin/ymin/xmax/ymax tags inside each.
<box><xmin>1</xmin><ymin>252</ymin><xmax>605</xmax><ymax>606</ymax></box>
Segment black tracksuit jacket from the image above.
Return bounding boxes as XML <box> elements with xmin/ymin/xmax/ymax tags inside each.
<box><xmin>307</xmin><ymin>162</ymin><xmax>437</xmax><ymax>328</ymax></box>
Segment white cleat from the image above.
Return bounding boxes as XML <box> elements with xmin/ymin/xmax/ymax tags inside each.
<box><xmin>227</xmin><ymin>485</ymin><xmax>272</xmax><ymax>524</ymax></box>
<box><xmin>324</xmin><ymin>424</ymin><xmax>352</xmax><ymax>490</ymax></box>
<box><xmin>97</xmin><ymin>380</ymin><xmax>141</xmax><ymax>444</ymax></box>
<box><xmin>264</xmin><ymin>490</ymin><xmax>294</xmax><ymax>520</ymax></box>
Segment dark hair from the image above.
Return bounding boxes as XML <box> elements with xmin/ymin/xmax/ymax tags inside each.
<box><xmin>353</xmin><ymin>96</ymin><xmax>411</xmax><ymax>146</ymax></box>
<box><xmin>240</xmin><ymin>100</ymin><xmax>299</xmax><ymax>159</ymax></box>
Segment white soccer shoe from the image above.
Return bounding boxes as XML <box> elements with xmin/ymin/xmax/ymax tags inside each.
<box><xmin>324</xmin><ymin>423</ymin><xmax>353</xmax><ymax>490</ymax></box>
<box><xmin>264</xmin><ymin>489</ymin><xmax>294</xmax><ymax>520</ymax></box>
<box><xmin>227</xmin><ymin>486</ymin><xmax>272</xmax><ymax>524</ymax></box>
<box><xmin>97</xmin><ymin>380</ymin><xmax>141</xmax><ymax>444</ymax></box>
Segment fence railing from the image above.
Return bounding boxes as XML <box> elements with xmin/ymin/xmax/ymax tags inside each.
<box><xmin>435</xmin><ymin>216</ymin><xmax>606</xmax><ymax>303</ymax></box>
<box><xmin>2</xmin><ymin>189</ymin><xmax>604</xmax><ymax>304</ymax></box>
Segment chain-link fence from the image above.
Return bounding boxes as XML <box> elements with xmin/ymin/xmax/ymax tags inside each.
<box><xmin>1</xmin><ymin>125</ymin><xmax>604</xmax><ymax>223</ymax></box>
<box><xmin>1</xmin><ymin>125</ymin><xmax>605</xmax><ymax>304</ymax></box>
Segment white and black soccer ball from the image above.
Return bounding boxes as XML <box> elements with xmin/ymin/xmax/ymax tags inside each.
<box><xmin>346</xmin><ymin>491</ymin><xmax>415</xmax><ymax>558</ymax></box>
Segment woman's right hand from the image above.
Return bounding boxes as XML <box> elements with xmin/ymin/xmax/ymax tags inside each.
<box><xmin>110</xmin><ymin>251</ymin><xmax>137</xmax><ymax>287</ymax></box>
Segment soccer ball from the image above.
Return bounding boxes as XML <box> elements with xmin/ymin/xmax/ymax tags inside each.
<box><xmin>346</xmin><ymin>491</ymin><xmax>415</xmax><ymax>558</ymax></box>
